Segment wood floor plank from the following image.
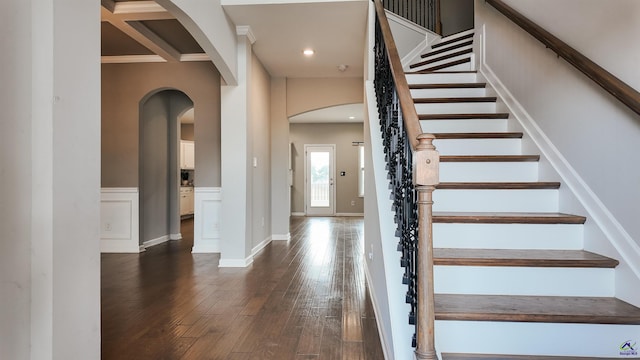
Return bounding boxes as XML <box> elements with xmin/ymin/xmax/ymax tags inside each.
<box><xmin>101</xmin><ymin>217</ymin><xmax>383</xmax><ymax>359</ymax></box>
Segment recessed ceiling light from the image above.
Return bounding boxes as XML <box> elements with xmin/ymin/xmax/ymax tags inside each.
<box><xmin>303</xmin><ymin>49</ymin><xmax>315</xmax><ymax>56</ymax></box>
<box><xmin>349</xmin><ymin>116</ymin><xmax>356</xmax><ymax>120</ymax></box>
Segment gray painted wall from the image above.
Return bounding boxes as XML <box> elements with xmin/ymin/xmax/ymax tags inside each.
<box><xmin>139</xmin><ymin>91</ymin><xmax>192</xmax><ymax>244</ymax></box>
<box><xmin>101</xmin><ymin>61</ymin><xmax>221</xmax><ymax>188</ymax></box>
<box><xmin>441</xmin><ymin>0</ymin><xmax>474</xmax><ymax>36</ymax></box>
<box><xmin>289</xmin><ymin>123</ymin><xmax>365</xmax><ymax>214</ymax></box>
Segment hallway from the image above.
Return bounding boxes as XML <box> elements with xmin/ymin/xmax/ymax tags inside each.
<box><xmin>101</xmin><ymin>217</ymin><xmax>385</xmax><ymax>359</ymax></box>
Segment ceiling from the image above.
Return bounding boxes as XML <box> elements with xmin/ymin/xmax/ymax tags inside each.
<box><xmin>101</xmin><ymin>0</ymin><xmax>367</xmax><ymax>122</ymax></box>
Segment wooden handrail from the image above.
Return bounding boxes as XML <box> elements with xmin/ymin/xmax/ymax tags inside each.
<box><xmin>373</xmin><ymin>0</ymin><xmax>423</xmax><ymax>150</ymax></box>
<box><xmin>486</xmin><ymin>0</ymin><xmax>640</xmax><ymax>117</ymax></box>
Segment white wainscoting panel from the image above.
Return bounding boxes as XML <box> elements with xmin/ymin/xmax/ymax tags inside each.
<box><xmin>192</xmin><ymin>187</ymin><xmax>222</xmax><ymax>253</ymax></box>
<box><xmin>100</xmin><ymin>188</ymin><xmax>140</xmax><ymax>253</ymax></box>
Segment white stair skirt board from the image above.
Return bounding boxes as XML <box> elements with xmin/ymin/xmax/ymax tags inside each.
<box><xmin>435</xmin><ymin>321</ymin><xmax>639</xmax><ymax>358</ymax></box>
<box><xmin>406</xmin><ymin>72</ymin><xmax>477</xmax><ymax>84</ymax></box>
<box><xmin>433</xmin><ymin>138</ymin><xmax>522</xmax><ymax>156</ymax></box>
<box><xmin>433</xmin><ymin>223</ymin><xmax>583</xmax><ymax>250</ymax></box>
<box><xmin>100</xmin><ymin>188</ymin><xmax>140</xmax><ymax>253</ymax></box>
<box><xmin>421</xmin><ymin>119</ymin><xmax>508</xmax><ymax>133</ymax></box>
<box><xmin>192</xmin><ymin>187</ymin><xmax>222</xmax><ymax>253</ymax></box>
<box><xmin>433</xmin><ymin>189</ymin><xmax>558</xmax><ymax>212</ymax></box>
<box><xmin>435</xmin><ymin>266</ymin><xmax>614</xmax><ymax>297</ymax></box>
<box><xmin>170</xmin><ymin>233</ymin><xmax>182</xmax><ymax>240</ymax></box>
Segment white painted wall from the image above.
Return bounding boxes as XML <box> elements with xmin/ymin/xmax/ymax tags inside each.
<box><xmin>270</xmin><ymin>78</ymin><xmax>292</xmax><ymax>239</ymax></box>
<box><xmin>475</xmin><ymin>0</ymin><xmax>640</xmax><ymax>305</ymax></box>
<box><xmin>0</xmin><ymin>0</ymin><xmax>101</xmax><ymax>358</ymax></box>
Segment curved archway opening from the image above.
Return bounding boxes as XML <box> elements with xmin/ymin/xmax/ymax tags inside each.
<box><xmin>139</xmin><ymin>89</ymin><xmax>194</xmax><ymax>248</ymax></box>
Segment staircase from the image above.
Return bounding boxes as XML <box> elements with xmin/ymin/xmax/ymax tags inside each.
<box><xmin>405</xmin><ymin>30</ymin><xmax>640</xmax><ymax>358</ymax></box>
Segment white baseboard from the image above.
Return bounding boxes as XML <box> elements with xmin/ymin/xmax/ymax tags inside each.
<box><xmin>364</xmin><ymin>260</ymin><xmax>392</xmax><ymax>360</ymax></box>
<box><xmin>100</xmin><ymin>188</ymin><xmax>140</xmax><ymax>253</ymax></box>
<box><xmin>219</xmin><ymin>256</ymin><xmax>254</xmax><ymax>268</ymax></box>
<box><xmin>170</xmin><ymin>233</ymin><xmax>182</xmax><ymax>240</ymax></box>
<box><xmin>291</xmin><ymin>212</ymin><xmax>305</xmax><ymax>217</ymax></box>
<box><xmin>272</xmin><ymin>233</ymin><xmax>291</xmax><ymax>241</ymax></box>
<box><xmin>481</xmin><ymin>62</ymin><xmax>640</xmax><ymax>306</ymax></box>
<box><xmin>252</xmin><ymin>236</ymin><xmax>272</xmax><ymax>256</ymax></box>
<box><xmin>335</xmin><ymin>213</ymin><xmax>365</xmax><ymax>217</ymax></box>
<box><xmin>142</xmin><ymin>235</ymin><xmax>169</xmax><ymax>249</ymax></box>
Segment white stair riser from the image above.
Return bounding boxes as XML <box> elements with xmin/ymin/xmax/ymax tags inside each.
<box><xmin>437</xmin><ymin>29</ymin><xmax>475</xmax><ymax>43</ymax></box>
<box><xmin>415</xmin><ymin>102</ymin><xmax>496</xmax><ymax>114</ymax></box>
<box><xmin>433</xmin><ymin>223</ymin><xmax>584</xmax><ymax>250</ymax></box>
<box><xmin>411</xmin><ymin>87</ymin><xmax>486</xmax><ymax>98</ymax></box>
<box><xmin>406</xmin><ymin>73</ymin><xmax>477</xmax><ymax>84</ymax></box>
<box><xmin>421</xmin><ymin>119</ymin><xmax>508</xmax><ymax>133</ymax></box>
<box><xmin>422</xmin><ymin>45</ymin><xmax>473</xmax><ymax>62</ymax></box>
<box><xmin>435</xmin><ymin>321</ymin><xmax>640</xmax><ymax>358</ymax></box>
<box><xmin>440</xmin><ymin>162</ymin><xmax>539</xmax><ymax>182</ymax></box>
<box><xmin>434</xmin><ymin>189</ymin><xmax>558</xmax><ymax>212</ymax></box>
<box><xmin>411</xmin><ymin>54</ymin><xmax>473</xmax><ymax>73</ymax></box>
<box><xmin>435</xmin><ymin>62</ymin><xmax>473</xmax><ymax>72</ymax></box>
<box><xmin>435</xmin><ymin>266</ymin><xmax>614</xmax><ymax>297</ymax></box>
<box><xmin>433</xmin><ymin>138</ymin><xmax>522</xmax><ymax>156</ymax></box>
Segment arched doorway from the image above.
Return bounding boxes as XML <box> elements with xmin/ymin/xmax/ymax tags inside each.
<box><xmin>139</xmin><ymin>89</ymin><xmax>193</xmax><ymax>248</ymax></box>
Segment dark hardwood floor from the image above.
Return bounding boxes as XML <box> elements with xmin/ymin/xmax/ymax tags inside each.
<box><xmin>101</xmin><ymin>217</ymin><xmax>385</xmax><ymax>359</ymax></box>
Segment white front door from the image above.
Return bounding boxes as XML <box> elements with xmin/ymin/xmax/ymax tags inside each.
<box><xmin>304</xmin><ymin>145</ymin><xmax>335</xmax><ymax>216</ymax></box>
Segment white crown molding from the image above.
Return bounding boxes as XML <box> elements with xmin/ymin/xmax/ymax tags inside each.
<box><xmin>236</xmin><ymin>25</ymin><xmax>256</xmax><ymax>44</ymax></box>
<box><xmin>101</xmin><ymin>55</ymin><xmax>166</xmax><ymax>64</ymax></box>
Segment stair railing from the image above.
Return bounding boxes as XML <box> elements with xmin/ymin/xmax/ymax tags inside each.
<box><xmin>382</xmin><ymin>0</ymin><xmax>441</xmax><ymax>34</ymax></box>
<box><xmin>373</xmin><ymin>0</ymin><xmax>440</xmax><ymax>359</ymax></box>
<box><xmin>486</xmin><ymin>0</ymin><xmax>640</xmax><ymax>117</ymax></box>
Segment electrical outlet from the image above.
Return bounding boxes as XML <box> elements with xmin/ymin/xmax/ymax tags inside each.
<box><xmin>351</xmin><ymin>200</ymin><xmax>356</xmax><ymax>206</ymax></box>
<box><xmin>105</xmin><ymin>222</ymin><xmax>112</xmax><ymax>231</ymax></box>
<box><xmin>368</xmin><ymin>244</ymin><xmax>374</xmax><ymax>260</ymax></box>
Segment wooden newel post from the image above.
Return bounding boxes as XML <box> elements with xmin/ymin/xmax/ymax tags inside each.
<box><xmin>413</xmin><ymin>133</ymin><xmax>440</xmax><ymax>360</ymax></box>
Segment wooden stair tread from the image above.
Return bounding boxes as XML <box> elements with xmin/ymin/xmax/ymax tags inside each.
<box><xmin>419</xmin><ymin>113</ymin><xmax>509</xmax><ymax>120</ymax></box>
<box><xmin>436</xmin><ymin>182</ymin><xmax>560</xmax><ymax>190</ymax></box>
<box><xmin>414</xmin><ymin>97</ymin><xmax>497</xmax><ymax>103</ymax></box>
<box><xmin>434</xmin><ymin>249</ymin><xmax>619</xmax><ymax>268</ymax></box>
<box><xmin>410</xmin><ymin>48</ymin><xmax>473</xmax><ymax>69</ymax></box>
<box><xmin>441</xmin><ymin>155</ymin><xmax>540</xmax><ymax>162</ymax></box>
<box><xmin>435</xmin><ymin>294</ymin><xmax>640</xmax><ymax>324</ymax></box>
<box><xmin>433</xmin><ymin>212</ymin><xmax>586</xmax><ymax>224</ymax></box>
<box><xmin>443</xmin><ymin>353</ymin><xmax>624</xmax><ymax>360</ymax></box>
<box><xmin>421</xmin><ymin>40</ymin><xmax>473</xmax><ymax>59</ymax></box>
<box><xmin>432</xmin><ymin>32</ymin><xmax>474</xmax><ymax>49</ymax></box>
<box><xmin>411</xmin><ymin>58</ymin><xmax>471</xmax><ymax>73</ymax></box>
<box><xmin>433</xmin><ymin>132</ymin><xmax>523</xmax><ymax>139</ymax></box>
<box><xmin>409</xmin><ymin>83</ymin><xmax>486</xmax><ymax>89</ymax></box>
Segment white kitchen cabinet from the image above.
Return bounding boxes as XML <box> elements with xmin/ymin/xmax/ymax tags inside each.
<box><xmin>180</xmin><ymin>187</ymin><xmax>194</xmax><ymax>216</ymax></box>
<box><xmin>180</xmin><ymin>140</ymin><xmax>195</xmax><ymax>170</ymax></box>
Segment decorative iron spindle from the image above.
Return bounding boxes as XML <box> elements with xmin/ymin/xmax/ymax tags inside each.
<box><xmin>374</xmin><ymin>14</ymin><xmax>420</xmax><ymax>348</ymax></box>
<box><xmin>382</xmin><ymin>0</ymin><xmax>439</xmax><ymax>33</ymax></box>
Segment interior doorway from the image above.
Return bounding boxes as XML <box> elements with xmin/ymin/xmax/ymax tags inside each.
<box><xmin>139</xmin><ymin>90</ymin><xmax>194</xmax><ymax>249</ymax></box>
<box><xmin>304</xmin><ymin>144</ymin><xmax>336</xmax><ymax>216</ymax></box>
